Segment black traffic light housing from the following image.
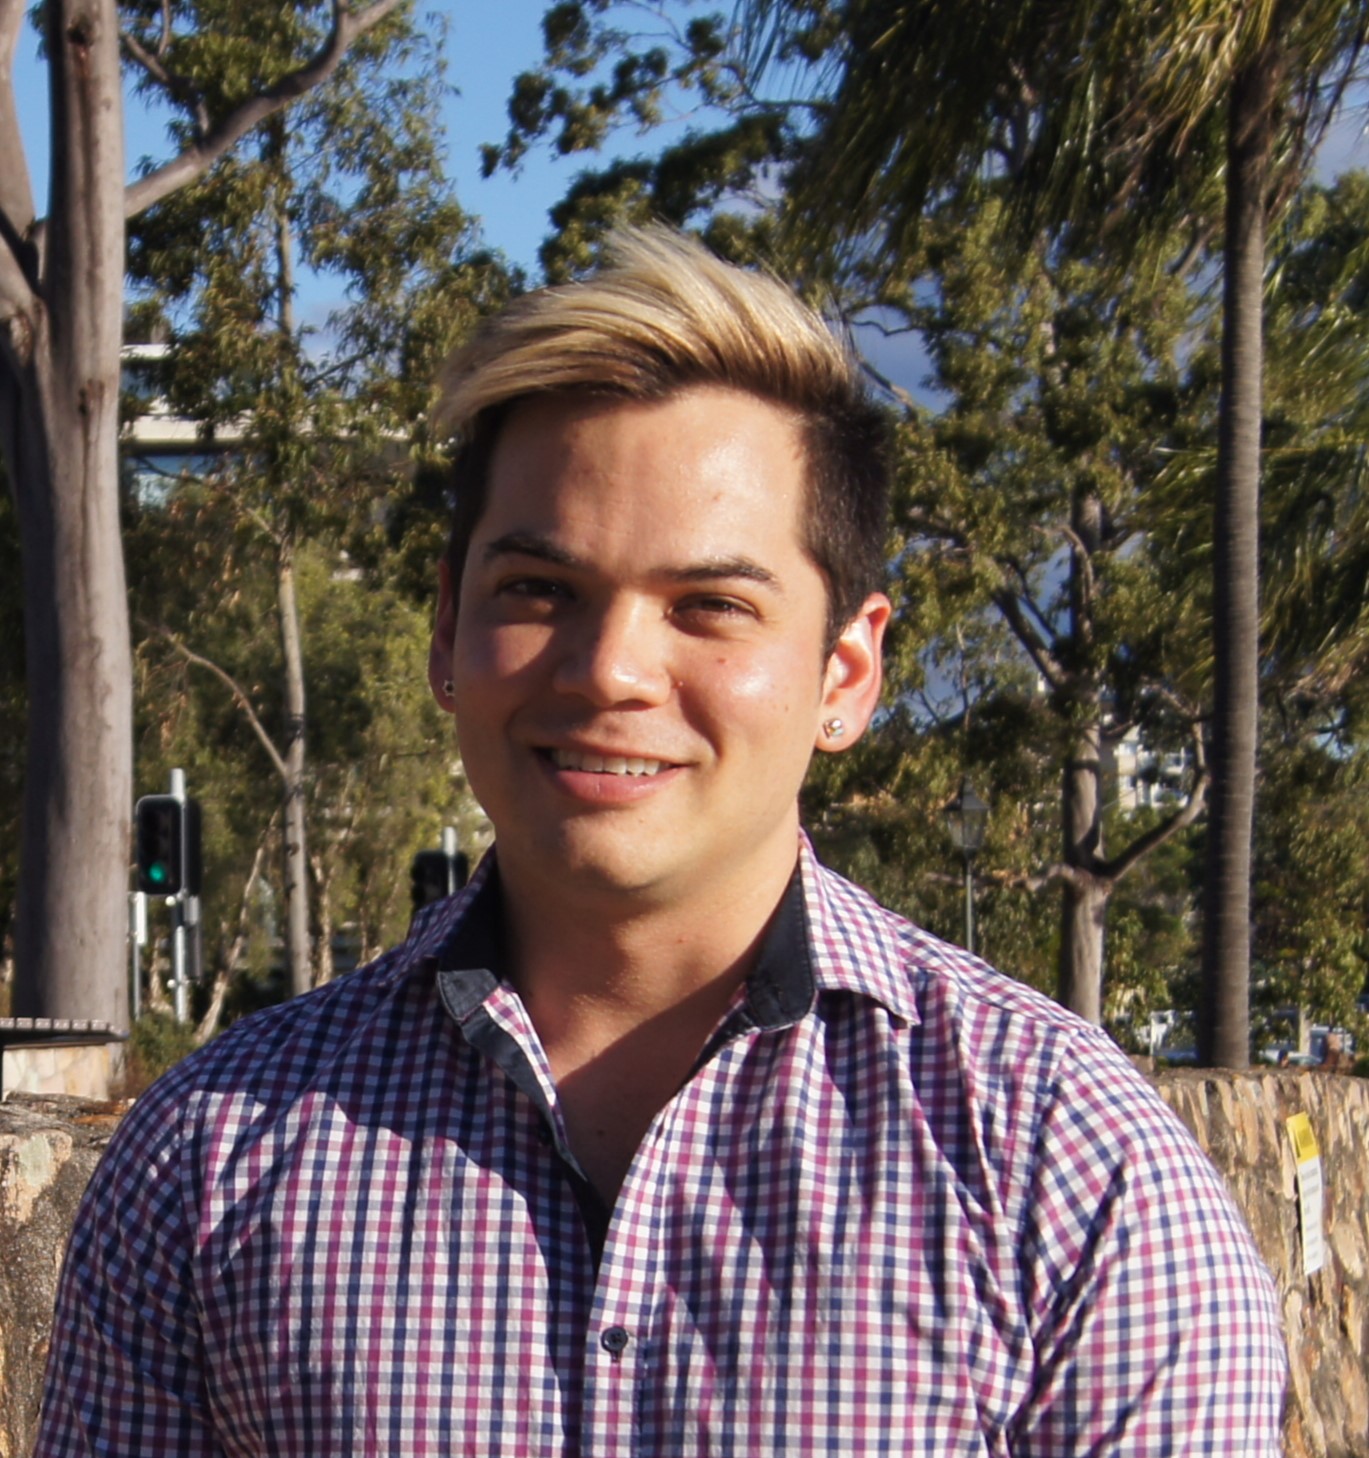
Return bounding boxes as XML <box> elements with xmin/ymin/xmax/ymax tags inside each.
<box><xmin>410</xmin><ymin>847</ymin><xmax>469</xmax><ymax>911</ymax></box>
<box><xmin>135</xmin><ymin>795</ymin><xmax>202</xmax><ymax>896</ymax></box>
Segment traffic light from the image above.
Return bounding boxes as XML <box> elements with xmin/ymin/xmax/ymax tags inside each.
<box><xmin>135</xmin><ymin>796</ymin><xmax>203</xmax><ymax>896</ymax></box>
<box><xmin>410</xmin><ymin>847</ymin><xmax>469</xmax><ymax>911</ymax></box>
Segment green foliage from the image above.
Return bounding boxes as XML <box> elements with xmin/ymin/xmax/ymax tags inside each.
<box><xmin>119</xmin><ymin>0</ymin><xmax>507</xmax><ymax>1014</ymax></box>
<box><xmin>123</xmin><ymin>1011</ymin><xmax>201</xmax><ymax>1094</ymax></box>
<box><xmin>1252</xmin><ymin>736</ymin><xmax>1369</xmax><ymax>1035</ymax></box>
<box><xmin>1260</xmin><ymin>172</ymin><xmax>1369</xmax><ymax>728</ymax></box>
<box><xmin>128</xmin><ymin>508</ymin><xmax>484</xmax><ymax>999</ymax></box>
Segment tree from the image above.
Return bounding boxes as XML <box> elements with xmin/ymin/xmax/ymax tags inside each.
<box><xmin>1251</xmin><ymin>734</ymin><xmax>1369</xmax><ymax>1043</ymax></box>
<box><xmin>126</xmin><ymin>509</ymin><xmax>489</xmax><ymax>1030</ymax></box>
<box><xmin>869</xmin><ymin>197</ymin><xmax>1211</xmax><ymax>1021</ymax></box>
<box><xmin>121</xmin><ymin>3</ymin><xmax>509</xmax><ymax>993</ymax></box>
<box><xmin>0</xmin><ymin>0</ymin><xmax>410</xmax><ymax>1027</ymax></box>
<box><xmin>0</xmin><ymin>482</ymin><xmax>22</xmax><ymax>994</ymax></box>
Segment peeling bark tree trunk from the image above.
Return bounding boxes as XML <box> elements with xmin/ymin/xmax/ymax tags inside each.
<box><xmin>1200</xmin><ymin>47</ymin><xmax>1280</xmax><ymax>1070</ymax></box>
<box><xmin>7</xmin><ymin>0</ymin><xmax>129</xmax><ymax>1027</ymax></box>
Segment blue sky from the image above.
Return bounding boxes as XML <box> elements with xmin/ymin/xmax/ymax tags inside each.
<box><xmin>12</xmin><ymin>0</ymin><xmax>610</xmax><ymax>276</ymax></box>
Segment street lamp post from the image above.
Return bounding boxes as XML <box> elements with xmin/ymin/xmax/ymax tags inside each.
<box><xmin>944</xmin><ymin>779</ymin><xmax>989</xmax><ymax>955</ymax></box>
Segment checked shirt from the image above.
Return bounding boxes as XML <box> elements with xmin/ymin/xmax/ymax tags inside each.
<box><xmin>36</xmin><ymin>842</ymin><xmax>1286</xmax><ymax>1456</ymax></box>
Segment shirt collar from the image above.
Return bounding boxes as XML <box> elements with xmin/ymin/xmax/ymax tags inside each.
<box><xmin>423</xmin><ymin>836</ymin><xmax>919</xmax><ymax>1030</ymax></box>
<box><xmin>797</xmin><ymin>835</ymin><xmax>921</xmax><ymax>1025</ymax></box>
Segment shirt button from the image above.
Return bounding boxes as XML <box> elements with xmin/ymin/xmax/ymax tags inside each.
<box><xmin>601</xmin><ymin>1325</ymin><xmax>631</xmax><ymax>1358</ymax></box>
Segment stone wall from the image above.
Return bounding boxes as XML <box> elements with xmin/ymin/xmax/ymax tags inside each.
<box><xmin>1</xmin><ymin>1042</ymin><xmax>119</xmax><ymax>1101</ymax></box>
<box><xmin>1155</xmin><ymin>1069</ymin><xmax>1369</xmax><ymax>1458</ymax></box>
<box><xmin>1</xmin><ymin>1074</ymin><xmax>1366</xmax><ymax>1456</ymax></box>
<box><xmin>0</xmin><ymin>1095</ymin><xmax>124</xmax><ymax>1458</ymax></box>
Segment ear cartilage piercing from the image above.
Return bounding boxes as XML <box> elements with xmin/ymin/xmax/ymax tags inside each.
<box><xmin>823</xmin><ymin>718</ymin><xmax>846</xmax><ymax>740</ymax></box>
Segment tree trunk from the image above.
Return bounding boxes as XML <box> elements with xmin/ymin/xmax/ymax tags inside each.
<box><xmin>1056</xmin><ymin>483</ymin><xmax>1107</xmax><ymax>1023</ymax></box>
<box><xmin>8</xmin><ymin>0</ymin><xmax>129</xmax><ymax>1028</ymax></box>
<box><xmin>277</xmin><ymin>542</ymin><xmax>312</xmax><ymax>996</ymax></box>
<box><xmin>1057</xmin><ymin>715</ymin><xmax>1107</xmax><ymax>1023</ymax></box>
<box><xmin>1059</xmin><ymin>873</ymin><xmax>1109</xmax><ymax>1026</ymax></box>
<box><xmin>311</xmin><ymin>849</ymin><xmax>335</xmax><ymax>986</ymax></box>
<box><xmin>1199</xmin><ymin>48</ymin><xmax>1279</xmax><ymax>1069</ymax></box>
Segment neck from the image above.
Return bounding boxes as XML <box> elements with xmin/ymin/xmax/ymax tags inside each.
<box><xmin>493</xmin><ymin>853</ymin><xmax>800</xmax><ymax>1204</ymax></box>
<box><xmin>500</xmin><ymin>858</ymin><xmax>796</xmax><ymax>1038</ymax></box>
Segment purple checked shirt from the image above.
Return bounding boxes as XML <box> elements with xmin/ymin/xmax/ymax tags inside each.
<box><xmin>37</xmin><ymin>842</ymin><xmax>1286</xmax><ymax>1456</ymax></box>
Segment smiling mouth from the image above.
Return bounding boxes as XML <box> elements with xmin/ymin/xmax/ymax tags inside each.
<box><xmin>548</xmin><ymin>748</ymin><xmax>668</xmax><ymax>777</ymax></box>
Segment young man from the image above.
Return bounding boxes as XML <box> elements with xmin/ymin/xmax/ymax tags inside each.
<box><xmin>37</xmin><ymin>229</ymin><xmax>1285</xmax><ymax>1455</ymax></box>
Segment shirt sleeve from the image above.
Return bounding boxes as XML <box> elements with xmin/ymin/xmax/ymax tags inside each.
<box><xmin>1012</xmin><ymin>1033</ymin><xmax>1288</xmax><ymax>1456</ymax></box>
<box><xmin>32</xmin><ymin>1082</ymin><xmax>223</xmax><ymax>1458</ymax></box>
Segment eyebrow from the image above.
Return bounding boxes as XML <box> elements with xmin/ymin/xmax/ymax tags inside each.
<box><xmin>482</xmin><ymin>531</ymin><xmax>783</xmax><ymax>591</ymax></box>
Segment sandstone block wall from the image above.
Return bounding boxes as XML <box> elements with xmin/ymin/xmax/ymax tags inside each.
<box><xmin>1</xmin><ymin>1043</ymin><xmax>119</xmax><ymax>1101</ymax></box>
<box><xmin>2</xmin><ymin>1074</ymin><xmax>1367</xmax><ymax>1455</ymax></box>
<box><xmin>1155</xmin><ymin>1069</ymin><xmax>1369</xmax><ymax>1458</ymax></box>
<box><xmin>0</xmin><ymin>1095</ymin><xmax>123</xmax><ymax>1458</ymax></box>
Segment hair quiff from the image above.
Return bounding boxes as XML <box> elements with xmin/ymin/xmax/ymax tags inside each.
<box><xmin>435</xmin><ymin>226</ymin><xmax>890</xmax><ymax>647</ymax></box>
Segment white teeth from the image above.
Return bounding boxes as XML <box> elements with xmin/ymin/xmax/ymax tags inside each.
<box><xmin>551</xmin><ymin>749</ymin><xmax>664</xmax><ymax>776</ymax></box>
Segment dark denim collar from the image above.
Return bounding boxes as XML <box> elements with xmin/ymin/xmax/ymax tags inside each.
<box><xmin>433</xmin><ymin>853</ymin><xmax>816</xmax><ymax>1031</ymax></box>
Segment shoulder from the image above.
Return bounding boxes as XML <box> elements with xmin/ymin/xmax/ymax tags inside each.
<box><xmin>102</xmin><ymin>883</ymin><xmax>479</xmax><ymax>1177</ymax></box>
<box><xmin>802</xmin><ymin>847</ymin><xmax>1091</xmax><ymax>1084</ymax></box>
<box><xmin>801</xmin><ymin>849</ymin><xmax>1270</xmax><ymax>1265</ymax></box>
<box><xmin>802</xmin><ymin>849</ymin><xmax>1286</xmax><ymax>1437</ymax></box>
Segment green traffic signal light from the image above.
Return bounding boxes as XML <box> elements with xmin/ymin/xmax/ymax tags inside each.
<box><xmin>134</xmin><ymin>794</ymin><xmax>203</xmax><ymax>896</ymax></box>
<box><xmin>135</xmin><ymin>796</ymin><xmax>183</xmax><ymax>895</ymax></box>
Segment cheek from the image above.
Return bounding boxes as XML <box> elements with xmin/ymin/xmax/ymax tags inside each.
<box><xmin>453</xmin><ymin>622</ymin><xmax>548</xmax><ymax>692</ymax></box>
<box><xmin>699</xmin><ymin>644</ymin><xmax>821</xmax><ymax>726</ymax></box>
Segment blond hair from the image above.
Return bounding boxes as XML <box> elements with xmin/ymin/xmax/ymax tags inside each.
<box><xmin>436</xmin><ymin>226</ymin><xmax>889</xmax><ymax>645</ymax></box>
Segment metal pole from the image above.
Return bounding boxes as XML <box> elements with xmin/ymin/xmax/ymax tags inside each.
<box><xmin>963</xmin><ymin>856</ymin><xmax>975</xmax><ymax>956</ymax></box>
<box><xmin>170</xmin><ymin>768</ymin><xmax>187</xmax><ymax>1021</ymax></box>
<box><xmin>442</xmin><ymin>825</ymin><xmax>459</xmax><ymax>894</ymax></box>
<box><xmin>130</xmin><ymin>892</ymin><xmax>147</xmax><ymax>1022</ymax></box>
<box><xmin>172</xmin><ymin>904</ymin><xmax>188</xmax><ymax>1023</ymax></box>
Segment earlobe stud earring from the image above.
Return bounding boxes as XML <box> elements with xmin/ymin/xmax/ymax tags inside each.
<box><xmin>443</xmin><ymin>679</ymin><xmax>455</xmax><ymax>698</ymax></box>
<box><xmin>823</xmin><ymin>718</ymin><xmax>846</xmax><ymax>740</ymax></box>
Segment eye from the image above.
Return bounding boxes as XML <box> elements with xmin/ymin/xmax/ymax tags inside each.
<box><xmin>675</xmin><ymin>594</ymin><xmax>756</xmax><ymax>625</ymax></box>
<box><xmin>491</xmin><ymin>575</ymin><xmax>575</xmax><ymax>618</ymax></box>
<box><xmin>499</xmin><ymin>576</ymin><xmax>571</xmax><ymax>601</ymax></box>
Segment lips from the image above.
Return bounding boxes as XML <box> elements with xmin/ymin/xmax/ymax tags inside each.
<box><xmin>548</xmin><ymin>748</ymin><xmax>667</xmax><ymax>776</ymax></box>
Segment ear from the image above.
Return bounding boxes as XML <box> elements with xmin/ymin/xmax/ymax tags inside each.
<box><xmin>427</xmin><ymin>557</ymin><xmax>458</xmax><ymax>713</ymax></box>
<box><xmin>815</xmin><ymin>592</ymin><xmax>890</xmax><ymax>753</ymax></box>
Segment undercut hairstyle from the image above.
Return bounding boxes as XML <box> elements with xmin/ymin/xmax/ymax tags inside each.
<box><xmin>434</xmin><ymin>226</ymin><xmax>890</xmax><ymax>651</ymax></box>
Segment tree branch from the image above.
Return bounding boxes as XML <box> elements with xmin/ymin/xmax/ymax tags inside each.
<box><xmin>120</xmin><ymin>29</ymin><xmax>211</xmax><ymax>139</ymax></box>
<box><xmin>860</xmin><ymin>355</ymin><xmax>920</xmax><ymax>413</ymax></box>
<box><xmin>991</xmin><ymin>586</ymin><xmax>1068</xmax><ymax>689</ymax></box>
<box><xmin>156</xmin><ymin>627</ymin><xmax>290</xmax><ymax>782</ymax></box>
<box><xmin>194</xmin><ymin>811</ymin><xmax>277</xmax><ymax>1045</ymax></box>
<box><xmin>1052</xmin><ymin>520</ymin><xmax>1097</xmax><ymax>616</ymax></box>
<box><xmin>0</xmin><ymin>0</ymin><xmax>38</xmax><ymax>308</ymax></box>
<box><xmin>979</xmin><ymin>861</ymin><xmax>1083</xmax><ymax>894</ymax></box>
<box><xmin>122</xmin><ymin>0</ymin><xmax>407</xmax><ymax>220</ymax></box>
<box><xmin>1100</xmin><ymin>720</ymin><xmax>1209</xmax><ymax>882</ymax></box>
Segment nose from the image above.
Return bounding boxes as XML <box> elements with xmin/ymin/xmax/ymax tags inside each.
<box><xmin>551</xmin><ymin>597</ymin><xmax>673</xmax><ymax>708</ymax></box>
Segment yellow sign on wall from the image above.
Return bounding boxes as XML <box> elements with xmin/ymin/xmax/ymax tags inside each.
<box><xmin>1286</xmin><ymin>1112</ymin><xmax>1324</xmax><ymax>1277</ymax></box>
